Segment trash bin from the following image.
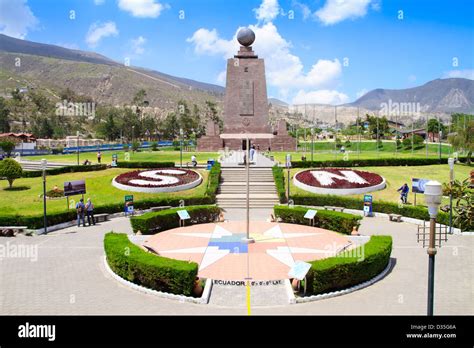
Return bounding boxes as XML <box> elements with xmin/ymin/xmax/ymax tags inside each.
<box><xmin>207</xmin><ymin>159</ymin><xmax>215</xmax><ymax>170</ymax></box>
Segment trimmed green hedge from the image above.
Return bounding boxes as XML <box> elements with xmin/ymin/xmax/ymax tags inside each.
<box><xmin>306</xmin><ymin>235</ymin><xmax>392</xmax><ymax>295</ymax></box>
<box><xmin>1</xmin><ymin>164</ymin><xmax>222</xmax><ymax>229</ymax></box>
<box><xmin>104</xmin><ymin>232</ymin><xmax>197</xmax><ymax>295</ymax></box>
<box><xmin>291</xmin><ymin>157</ymin><xmax>469</xmax><ymax>168</ymax></box>
<box><xmin>274</xmin><ymin>205</ymin><xmax>361</xmax><ymax>234</ymax></box>
<box><xmin>130</xmin><ymin>205</ymin><xmax>221</xmax><ymax>234</ymax></box>
<box><xmin>205</xmin><ymin>163</ymin><xmax>221</xmax><ymax>200</ymax></box>
<box><xmin>272</xmin><ymin>166</ymin><xmax>287</xmax><ymax>203</ymax></box>
<box><xmin>290</xmin><ymin>194</ymin><xmax>453</xmax><ymax>228</ymax></box>
<box><xmin>22</xmin><ymin>164</ymin><xmax>107</xmax><ymax>177</ymax></box>
<box><xmin>116</xmin><ymin>161</ymin><xmax>175</xmax><ymax>168</ymax></box>
<box><xmin>0</xmin><ymin>196</ymin><xmax>216</xmax><ymax>229</ymax></box>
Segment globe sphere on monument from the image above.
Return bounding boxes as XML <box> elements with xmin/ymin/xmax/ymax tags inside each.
<box><xmin>237</xmin><ymin>27</ymin><xmax>255</xmax><ymax>47</ymax></box>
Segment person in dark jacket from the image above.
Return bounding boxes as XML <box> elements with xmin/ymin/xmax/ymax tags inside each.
<box><xmin>397</xmin><ymin>183</ymin><xmax>409</xmax><ymax>204</ymax></box>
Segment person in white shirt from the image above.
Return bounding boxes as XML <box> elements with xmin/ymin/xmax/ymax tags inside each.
<box><xmin>191</xmin><ymin>155</ymin><xmax>197</xmax><ymax>167</ymax></box>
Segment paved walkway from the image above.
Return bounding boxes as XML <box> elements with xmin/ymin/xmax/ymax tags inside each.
<box><xmin>220</xmin><ymin>151</ymin><xmax>275</xmax><ymax>167</ymax></box>
<box><xmin>0</xmin><ymin>215</ymin><xmax>472</xmax><ymax>314</ymax></box>
<box><xmin>144</xmin><ymin>221</ymin><xmax>353</xmax><ymax>280</ymax></box>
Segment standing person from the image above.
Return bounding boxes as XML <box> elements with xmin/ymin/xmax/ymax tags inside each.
<box><xmin>249</xmin><ymin>145</ymin><xmax>256</xmax><ymax>162</ymax></box>
<box><xmin>191</xmin><ymin>155</ymin><xmax>197</xmax><ymax>167</ymax></box>
<box><xmin>85</xmin><ymin>198</ymin><xmax>95</xmax><ymax>226</ymax></box>
<box><xmin>76</xmin><ymin>198</ymin><xmax>86</xmax><ymax>227</ymax></box>
<box><xmin>397</xmin><ymin>183</ymin><xmax>409</xmax><ymax>204</ymax></box>
<box><xmin>97</xmin><ymin>151</ymin><xmax>102</xmax><ymax>164</ymax></box>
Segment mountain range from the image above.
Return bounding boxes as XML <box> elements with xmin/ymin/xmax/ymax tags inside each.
<box><xmin>0</xmin><ymin>33</ymin><xmax>473</xmax><ymax>117</ymax></box>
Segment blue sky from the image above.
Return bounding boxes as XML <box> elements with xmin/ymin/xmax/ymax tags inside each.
<box><xmin>1</xmin><ymin>0</ymin><xmax>473</xmax><ymax>104</ymax></box>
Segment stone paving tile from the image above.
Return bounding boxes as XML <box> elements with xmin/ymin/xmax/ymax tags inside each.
<box><xmin>0</xmin><ymin>214</ymin><xmax>472</xmax><ymax>314</ymax></box>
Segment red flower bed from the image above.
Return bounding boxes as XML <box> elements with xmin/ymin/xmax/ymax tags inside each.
<box><xmin>115</xmin><ymin>168</ymin><xmax>200</xmax><ymax>188</ymax></box>
<box><xmin>295</xmin><ymin>168</ymin><xmax>383</xmax><ymax>189</ymax></box>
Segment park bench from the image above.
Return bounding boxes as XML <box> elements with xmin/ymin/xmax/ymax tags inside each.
<box><xmin>95</xmin><ymin>214</ymin><xmax>109</xmax><ymax>223</ymax></box>
<box><xmin>149</xmin><ymin>206</ymin><xmax>172</xmax><ymax>212</ymax></box>
<box><xmin>324</xmin><ymin>206</ymin><xmax>345</xmax><ymax>212</ymax></box>
<box><xmin>142</xmin><ymin>244</ymin><xmax>158</xmax><ymax>254</ymax></box>
<box><xmin>0</xmin><ymin>226</ymin><xmax>28</xmax><ymax>237</ymax></box>
<box><xmin>389</xmin><ymin>214</ymin><xmax>402</xmax><ymax>222</ymax></box>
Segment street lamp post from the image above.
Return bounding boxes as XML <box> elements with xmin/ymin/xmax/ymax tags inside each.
<box><xmin>286</xmin><ymin>154</ymin><xmax>291</xmax><ymax>205</ymax></box>
<box><xmin>242</xmin><ymin>136</ymin><xmax>254</xmax><ymax>244</ymax></box>
<box><xmin>438</xmin><ymin>130</ymin><xmax>442</xmax><ymax>163</ymax></box>
<box><xmin>41</xmin><ymin>159</ymin><xmax>48</xmax><ymax>234</ymax></box>
<box><xmin>295</xmin><ymin>128</ymin><xmax>299</xmax><ymax>152</ymax></box>
<box><xmin>424</xmin><ymin>180</ymin><xmax>442</xmax><ymax>316</ymax></box>
<box><xmin>448</xmin><ymin>158</ymin><xmax>455</xmax><ymax>234</ymax></box>
<box><xmin>76</xmin><ymin>131</ymin><xmax>80</xmax><ymax>165</ymax></box>
<box><xmin>310</xmin><ymin>127</ymin><xmax>314</xmax><ymax>162</ymax></box>
<box><xmin>179</xmin><ymin>128</ymin><xmax>184</xmax><ymax>168</ymax></box>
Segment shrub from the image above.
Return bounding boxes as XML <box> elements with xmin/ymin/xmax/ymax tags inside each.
<box><xmin>151</xmin><ymin>142</ymin><xmax>158</xmax><ymax>151</ymax></box>
<box><xmin>104</xmin><ymin>232</ymin><xmax>197</xmax><ymax>295</ymax></box>
<box><xmin>0</xmin><ymin>158</ymin><xmax>23</xmax><ymax>188</ymax></box>
<box><xmin>290</xmin><ymin>194</ymin><xmax>455</xmax><ymax>229</ymax></box>
<box><xmin>274</xmin><ymin>205</ymin><xmax>362</xmax><ymax>234</ymax></box>
<box><xmin>402</xmin><ymin>137</ymin><xmax>412</xmax><ymax>149</ymax></box>
<box><xmin>413</xmin><ymin>134</ymin><xmax>424</xmax><ymax>148</ymax></box>
<box><xmin>131</xmin><ymin>141</ymin><xmax>141</xmax><ymax>152</ymax></box>
<box><xmin>291</xmin><ymin>157</ymin><xmax>469</xmax><ymax>168</ymax></box>
<box><xmin>22</xmin><ymin>164</ymin><xmax>107</xmax><ymax>178</ymax></box>
<box><xmin>130</xmin><ymin>205</ymin><xmax>221</xmax><ymax>234</ymax></box>
<box><xmin>272</xmin><ymin>165</ymin><xmax>287</xmax><ymax>203</ymax></box>
<box><xmin>0</xmin><ymin>140</ymin><xmax>16</xmax><ymax>157</ymax></box>
<box><xmin>205</xmin><ymin>163</ymin><xmax>221</xmax><ymax>200</ymax></box>
<box><xmin>306</xmin><ymin>235</ymin><xmax>392</xmax><ymax>295</ymax></box>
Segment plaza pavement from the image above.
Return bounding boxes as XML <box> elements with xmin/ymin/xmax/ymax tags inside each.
<box><xmin>0</xmin><ymin>212</ymin><xmax>472</xmax><ymax>315</ymax></box>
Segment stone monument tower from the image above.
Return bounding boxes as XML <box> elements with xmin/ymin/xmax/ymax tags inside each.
<box><xmin>197</xmin><ymin>27</ymin><xmax>296</xmax><ymax>151</ymax></box>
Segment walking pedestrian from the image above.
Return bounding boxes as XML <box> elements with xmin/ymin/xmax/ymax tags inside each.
<box><xmin>191</xmin><ymin>155</ymin><xmax>197</xmax><ymax>167</ymax></box>
<box><xmin>97</xmin><ymin>151</ymin><xmax>102</xmax><ymax>164</ymax></box>
<box><xmin>397</xmin><ymin>183</ymin><xmax>409</xmax><ymax>204</ymax></box>
<box><xmin>249</xmin><ymin>145</ymin><xmax>256</xmax><ymax>162</ymax></box>
<box><xmin>76</xmin><ymin>198</ymin><xmax>86</xmax><ymax>227</ymax></box>
<box><xmin>85</xmin><ymin>198</ymin><xmax>95</xmax><ymax>226</ymax></box>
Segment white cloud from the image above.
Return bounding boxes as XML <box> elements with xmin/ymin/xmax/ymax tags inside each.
<box><xmin>443</xmin><ymin>69</ymin><xmax>474</xmax><ymax>80</ymax></box>
<box><xmin>293</xmin><ymin>1</ymin><xmax>312</xmax><ymax>20</ymax></box>
<box><xmin>118</xmin><ymin>0</ymin><xmax>168</xmax><ymax>18</ymax></box>
<box><xmin>131</xmin><ymin>36</ymin><xmax>146</xmax><ymax>54</ymax></box>
<box><xmin>186</xmin><ymin>28</ymin><xmax>236</xmax><ymax>57</ymax></box>
<box><xmin>356</xmin><ymin>88</ymin><xmax>368</xmax><ymax>98</ymax></box>
<box><xmin>0</xmin><ymin>0</ymin><xmax>38</xmax><ymax>39</ymax></box>
<box><xmin>315</xmin><ymin>0</ymin><xmax>372</xmax><ymax>26</ymax></box>
<box><xmin>216</xmin><ymin>70</ymin><xmax>226</xmax><ymax>86</ymax></box>
<box><xmin>85</xmin><ymin>21</ymin><xmax>118</xmax><ymax>47</ymax></box>
<box><xmin>254</xmin><ymin>0</ymin><xmax>280</xmax><ymax>22</ymax></box>
<box><xmin>187</xmin><ymin>22</ymin><xmax>342</xmax><ymax>91</ymax></box>
<box><xmin>292</xmin><ymin>89</ymin><xmax>349</xmax><ymax>105</ymax></box>
<box><xmin>94</xmin><ymin>0</ymin><xmax>105</xmax><ymax>5</ymax></box>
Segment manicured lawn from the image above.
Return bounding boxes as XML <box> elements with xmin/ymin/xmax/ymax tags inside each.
<box><xmin>286</xmin><ymin>164</ymin><xmax>472</xmax><ymax>206</ymax></box>
<box><xmin>0</xmin><ymin>168</ymin><xmax>209</xmax><ymax>216</ymax></box>
<box><xmin>296</xmin><ymin>140</ymin><xmax>452</xmax><ymax>154</ymax></box>
<box><xmin>270</xmin><ymin>140</ymin><xmax>455</xmax><ymax>163</ymax></box>
<box><xmin>23</xmin><ymin>150</ymin><xmax>220</xmax><ymax>165</ymax></box>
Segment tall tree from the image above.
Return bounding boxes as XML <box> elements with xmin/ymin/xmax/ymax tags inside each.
<box><xmin>448</xmin><ymin>119</ymin><xmax>473</xmax><ymax>164</ymax></box>
<box><xmin>0</xmin><ymin>97</ymin><xmax>10</xmax><ymax>133</ymax></box>
<box><xmin>427</xmin><ymin>118</ymin><xmax>446</xmax><ymax>142</ymax></box>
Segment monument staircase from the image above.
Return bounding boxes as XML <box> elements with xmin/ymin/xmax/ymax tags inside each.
<box><xmin>216</xmin><ymin>153</ymin><xmax>280</xmax><ymax>209</ymax></box>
